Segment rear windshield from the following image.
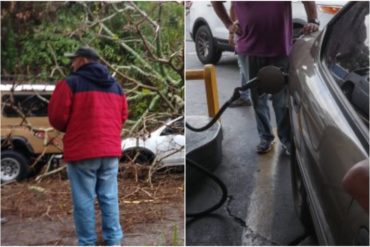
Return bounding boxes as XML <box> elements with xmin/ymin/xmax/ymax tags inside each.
<box><xmin>1</xmin><ymin>94</ymin><xmax>51</xmax><ymax>117</ymax></box>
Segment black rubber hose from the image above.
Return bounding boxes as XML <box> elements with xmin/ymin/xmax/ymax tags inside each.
<box><xmin>186</xmin><ymin>158</ymin><xmax>228</xmax><ymax>218</ymax></box>
<box><xmin>185</xmin><ymin>80</ymin><xmax>257</xmax><ymax>217</ymax></box>
<box><xmin>186</xmin><ymin>99</ymin><xmax>233</xmax><ymax>132</ymax></box>
<box><xmin>186</xmin><ymin>86</ymin><xmax>242</xmax><ymax>132</ymax></box>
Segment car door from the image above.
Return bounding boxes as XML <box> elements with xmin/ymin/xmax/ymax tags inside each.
<box><xmin>289</xmin><ymin>2</ymin><xmax>369</xmax><ymax>244</ymax></box>
<box><xmin>319</xmin><ymin>3</ymin><xmax>369</xmax><ymax>244</ymax></box>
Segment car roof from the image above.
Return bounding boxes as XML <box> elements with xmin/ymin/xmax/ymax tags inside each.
<box><xmin>0</xmin><ymin>84</ymin><xmax>55</xmax><ymax>92</ymax></box>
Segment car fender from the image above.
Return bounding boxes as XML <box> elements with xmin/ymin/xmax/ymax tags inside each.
<box><xmin>121</xmin><ymin>137</ymin><xmax>156</xmax><ymax>154</ymax></box>
<box><xmin>189</xmin><ymin>1</ymin><xmax>230</xmax><ymax>41</ymax></box>
<box><xmin>191</xmin><ymin>18</ymin><xmax>210</xmax><ymax>41</ymax></box>
<box><xmin>1</xmin><ymin>136</ymin><xmax>35</xmax><ymax>158</ymax></box>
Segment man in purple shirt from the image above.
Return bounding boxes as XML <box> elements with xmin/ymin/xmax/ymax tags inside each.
<box><xmin>212</xmin><ymin>1</ymin><xmax>319</xmax><ymax>154</ymax></box>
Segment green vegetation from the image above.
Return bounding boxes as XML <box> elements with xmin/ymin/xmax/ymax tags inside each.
<box><xmin>1</xmin><ymin>1</ymin><xmax>184</xmax><ymax>133</ymax></box>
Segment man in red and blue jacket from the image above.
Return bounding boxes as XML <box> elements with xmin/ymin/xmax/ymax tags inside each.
<box><xmin>48</xmin><ymin>47</ymin><xmax>128</xmax><ymax>246</ymax></box>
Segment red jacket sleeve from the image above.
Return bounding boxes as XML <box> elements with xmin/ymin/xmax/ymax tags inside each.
<box><xmin>121</xmin><ymin>95</ymin><xmax>128</xmax><ymax>126</ymax></box>
<box><xmin>48</xmin><ymin>80</ymin><xmax>73</xmax><ymax>132</ymax></box>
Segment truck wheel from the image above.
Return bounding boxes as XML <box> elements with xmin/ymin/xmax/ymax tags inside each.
<box><xmin>1</xmin><ymin>150</ymin><xmax>30</xmax><ymax>182</ymax></box>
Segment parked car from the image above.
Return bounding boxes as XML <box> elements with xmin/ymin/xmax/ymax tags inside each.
<box><xmin>187</xmin><ymin>1</ymin><xmax>346</xmax><ymax>64</ymax></box>
<box><xmin>287</xmin><ymin>2</ymin><xmax>369</xmax><ymax>245</ymax></box>
<box><xmin>1</xmin><ymin>84</ymin><xmax>63</xmax><ymax>182</ymax></box>
<box><xmin>121</xmin><ymin>117</ymin><xmax>184</xmax><ymax>168</ymax></box>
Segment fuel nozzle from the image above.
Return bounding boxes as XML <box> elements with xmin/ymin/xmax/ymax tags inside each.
<box><xmin>238</xmin><ymin>66</ymin><xmax>288</xmax><ymax>95</ymax></box>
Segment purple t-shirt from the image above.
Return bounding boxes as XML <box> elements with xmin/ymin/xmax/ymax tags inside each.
<box><xmin>234</xmin><ymin>1</ymin><xmax>293</xmax><ymax>57</ymax></box>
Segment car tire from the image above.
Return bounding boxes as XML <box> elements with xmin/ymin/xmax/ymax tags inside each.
<box><xmin>122</xmin><ymin>149</ymin><xmax>155</xmax><ymax>166</ymax></box>
<box><xmin>1</xmin><ymin>150</ymin><xmax>30</xmax><ymax>183</ymax></box>
<box><xmin>290</xmin><ymin>140</ymin><xmax>314</xmax><ymax>232</ymax></box>
<box><xmin>195</xmin><ymin>25</ymin><xmax>222</xmax><ymax>64</ymax></box>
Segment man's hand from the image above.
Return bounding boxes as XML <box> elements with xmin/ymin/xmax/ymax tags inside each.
<box><xmin>302</xmin><ymin>22</ymin><xmax>319</xmax><ymax>35</ymax></box>
<box><xmin>302</xmin><ymin>1</ymin><xmax>320</xmax><ymax>35</ymax></box>
<box><xmin>228</xmin><ymin>20</ymin><xmax>241</xmax><ymax>35</ymax></box>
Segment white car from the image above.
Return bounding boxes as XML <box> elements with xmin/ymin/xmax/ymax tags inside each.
<box><xmin>187</xmin><ymin>1</ymin><xmax>346</xmax><ymax>64</ymax></box>
<box><xmin>121</xmin><ymin>117</ymin><xmax>184</xmax><ymax>168</ymax></box>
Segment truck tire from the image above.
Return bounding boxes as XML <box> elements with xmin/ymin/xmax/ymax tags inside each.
<box><xmin>1</xmin><ymin>150</ymin><xmax>30</xmax><ymax>182</ymax></box>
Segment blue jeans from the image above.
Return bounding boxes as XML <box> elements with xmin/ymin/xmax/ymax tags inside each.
<box><xmin>67</xmin><ymin>158</ymin><xmax>123</xmax><ymax>246</ymax></box>
<box><xmin>237</xmin><ymin>55</ymin><xmax>251</xmax><ymax>102</ymax></box>
<box><xmin>252</xmin><ymin>88</ymin><xmax>290</xmax><ymax>145</ymax></box>
<box><xmin>238</xmin><ymin>54</ymin><xmax>291</xmax><ymax>145</ymax></box>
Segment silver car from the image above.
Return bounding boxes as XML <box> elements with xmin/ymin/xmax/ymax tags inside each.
<box><xmin>289</xmin><ymin>2</ymin><xmax>369</xmax><ymax>245</ymax></box>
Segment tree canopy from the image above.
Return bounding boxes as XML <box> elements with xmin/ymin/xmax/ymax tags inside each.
<box><xmin>1</xmin><ymin>1</ymin><xmax>184</xmax><ymax>135</ymax></box>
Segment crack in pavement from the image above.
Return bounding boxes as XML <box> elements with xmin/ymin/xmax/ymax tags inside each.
<box><xmin>225</xmin><ymin>196</ymin><xmax>311</xmax><ymax>246</ymax></box>
<box><xmin>225</xmin><ymin>195</ymin><xmax>281</xmax><ymax>246</ymax></box>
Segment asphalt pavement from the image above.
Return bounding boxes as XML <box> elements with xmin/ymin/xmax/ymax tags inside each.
<box><xmin>185</xmin><ymin>41</ymin><xmax>313</xmax><ymax>246</ymax></box>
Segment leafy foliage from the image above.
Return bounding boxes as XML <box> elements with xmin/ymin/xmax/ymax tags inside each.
<box><xmin>1</xmin><ymin>1</ymin><xmax>184</xmax><ymax>133</ymax></box>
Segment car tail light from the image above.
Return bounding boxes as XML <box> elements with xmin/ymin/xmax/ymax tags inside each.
<box><xmin>318</xmin><ymin>5</ymin><xmax>342</xmax><ymax>15</ymax></box>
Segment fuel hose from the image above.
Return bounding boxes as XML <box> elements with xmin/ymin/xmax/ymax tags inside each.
<box><xmin>186</xmin><ymin>158</ymin><xmax>228</xmax><ymax>218</ymax></box>
<box><xmin>186</xmin><ymin>80</ymin><xmax>256</xmax><ymax>218</ymax></box>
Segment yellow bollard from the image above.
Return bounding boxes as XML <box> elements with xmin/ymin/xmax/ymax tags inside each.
<box><xmin>185</xmin><ymin>65</ymin><xmax>220</xmax><ymax>117</ymax></box>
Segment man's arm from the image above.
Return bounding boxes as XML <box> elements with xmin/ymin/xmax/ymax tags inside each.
<box><xmin>211</xmin><ymin>2</ymin><xmax>239</xmax><ymax>34</ymax></box>
<box><xmin>228</xmin><ymin>2</ymin><xmax>236</xmax><ymax>48</ymax></box>
<box><xmin>230</xmin><ymin>1</ymin><xmax>236</xmax><ymax>22</ymax></box>
<box><xmin>121</xmin><ymin>95</ymin><xmax>128</xmax><ymax>126</ymax></box>
<box><xmin>211</xmin><ymin>2</ymin><xmax>232</xmax><ymax>29</ymax></box>
<box><xmin>302</xmin><ymin>1</ymin><xmax>319</xmax><ymax>34</ymax></box>
<box><xmin>48</xmin><ymin>80</ymin><xmax>73</xmax><ymax>132</ymax></box>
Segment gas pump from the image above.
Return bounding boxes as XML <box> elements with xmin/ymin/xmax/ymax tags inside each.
<box><xmin>186</xmin><ymin>65</ymin><xmax>287</xmax><ymax>218</ymax></box>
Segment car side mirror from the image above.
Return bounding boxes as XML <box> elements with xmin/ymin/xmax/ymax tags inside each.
<box><xmin>257</xmin><ymin>65</ymin><xmax>287</xmax><ymax>94</ymax></box>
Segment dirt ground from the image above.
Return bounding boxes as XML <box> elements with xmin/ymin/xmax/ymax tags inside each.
<box><xmin>0</xmin><ymin>164</ymin><xmax>184</xmax><ymax>246</ymax></box>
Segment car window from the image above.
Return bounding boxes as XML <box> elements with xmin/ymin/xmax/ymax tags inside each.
<box><xmin>2</xmin><ymin>94</ymin><xmax>50</xmax><ymax>117</ymax></box>
<box><xmin>322</xmin><ymin>2</ymin><xmax>369</xmax><ymax>126</ymax></box>
<box><xmin>160</xmin><ymin>118</ymin><xmax>184</xmax><ymax>136</ymax></box>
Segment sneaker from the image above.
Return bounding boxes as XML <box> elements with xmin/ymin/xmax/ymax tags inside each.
<box><xmin>256</xmin><ymin>139</ymin><xmax>274</xmax><ymax>154</ymax></box>
<box><xmin>281</xmin><ymin>142</ymin><xmax>291</xmax><ymax>156</ymax></box>
<box><xmin>230</xmin><ymin>98</ymin><xmax>252</xmax><ymax>107</ymax></box>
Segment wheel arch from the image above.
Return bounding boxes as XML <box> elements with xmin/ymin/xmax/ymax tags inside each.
<box><xmin>1</xmin><ymin>136</ymin><xmax>35</xmax><ymax>159</ymax></box>
<box><xmin>192</xmin><ymin>18</ymin><xmax>211</xmax><ymax>40</ymax></box>
<box><xmin>121</xmin><ymin>147</ymin><xmax>156</xmax><ymax>162</ymax></box>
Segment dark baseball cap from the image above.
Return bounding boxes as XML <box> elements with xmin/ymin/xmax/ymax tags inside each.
<box><xmin>64</xmin><ymin>47</ymin><xmax>100</xmax><ymax>60</ymax></box>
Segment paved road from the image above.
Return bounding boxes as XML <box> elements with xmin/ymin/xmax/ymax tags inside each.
<box><xmin>185</xmin><ymin>41</ymin><xmax>314</xmax><ymax>245</ymax></box>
